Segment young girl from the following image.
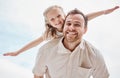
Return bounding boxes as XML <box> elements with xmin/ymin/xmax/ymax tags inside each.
<box><xmin>3</xmin><ymin>5</ymin><xmax>119</xmax><ymax>56</ymax></box>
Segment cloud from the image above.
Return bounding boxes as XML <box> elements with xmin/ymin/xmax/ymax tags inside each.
<box><xmin>0</xmin><ymin>59</ymin><xmax>33</xmax><ymax>78</ymax></box>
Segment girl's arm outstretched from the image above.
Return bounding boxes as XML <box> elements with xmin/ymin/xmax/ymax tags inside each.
<box><xmin>3</xmin><ymin>36</ymin><xmax>44</xmax><ymax>56</ymax></box>
<box><xmin>86</xmin><ymin>6</ymin><xmax>119</xmax><ymax>21</ymax></box>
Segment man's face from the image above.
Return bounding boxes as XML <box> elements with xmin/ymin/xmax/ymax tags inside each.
<box><xmin>46</xmin><ymin>8</ymin><xmax>65</xmax><ymax>32</ymax></box>
<box><xmin>63</xmin><ymin>14</ymin><xmax>87</xmax><ymax>42</ymax></box>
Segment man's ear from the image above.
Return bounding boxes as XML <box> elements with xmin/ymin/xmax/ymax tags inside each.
<box><xmin>84</xmin><ymin>27</ymin><xmax>87</xmax><ymax>34</ymax></box>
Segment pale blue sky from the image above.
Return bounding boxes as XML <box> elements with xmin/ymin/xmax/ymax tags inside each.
<box><xmin>0</xmin><ymin>0</ymin><xmax>120</xmax><ymax>78</ymax></box>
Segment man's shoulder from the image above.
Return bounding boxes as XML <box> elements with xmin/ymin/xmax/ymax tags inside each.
<box><xmin>84</xmin><ymin>40</ymin><xmax>99</xmax><ymax>51</ymax></box>
<box><xmin>84</xmin><ymin>39</ymin><xmax>101</xmax><ymax>56</ymax></box>
<box><xmin>84</xmin><ymin>39</ymin><xmax>105</xmax><ymax>61</ymax></box>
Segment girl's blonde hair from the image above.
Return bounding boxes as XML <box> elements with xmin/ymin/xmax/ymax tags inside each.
<box><xmin>43</xmin><ymin>5</ymin><xmax>65</xmax><ymax>40</ymax></box>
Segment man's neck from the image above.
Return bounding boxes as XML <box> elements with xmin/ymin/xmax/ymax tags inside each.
<box><xmin>63</xmin><ymin>38</ymin><xmax>81</xmax><ymax>52</ymax></box>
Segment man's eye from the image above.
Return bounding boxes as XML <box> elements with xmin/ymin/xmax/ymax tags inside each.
<box><xmin>74</xmin><ymin>24</ymin><xmax>81</xmax><ymax>27</ymax></box>
<box><xmin>66</xmin><ymin>23</ymin><xmax>71</xmax><ymax>26</ymax></box>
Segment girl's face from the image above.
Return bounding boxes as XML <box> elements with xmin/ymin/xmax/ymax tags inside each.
<box><xmin>46</xmin><ymin>8</ymin><xmax>65</xmax><ymax>32</ymax></box>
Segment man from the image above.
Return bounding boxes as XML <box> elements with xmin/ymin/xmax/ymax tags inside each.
<box><xmin>33</xmin><ymin>9</ymin><xmax>109</xmax><ymax>78</ymax></box>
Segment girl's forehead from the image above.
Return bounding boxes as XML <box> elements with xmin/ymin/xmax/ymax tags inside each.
<box><xmin>48</xmin><ymin>8</ymin><xmax>62</xmax><ymax>14</ymax></box>
<box><xmin>46</xmin><ymin>8</ymin><xmax>64</xmax><ymax>18</ymax></box>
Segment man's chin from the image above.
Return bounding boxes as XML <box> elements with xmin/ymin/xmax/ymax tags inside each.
<box><xmin>67</xmin><ymin>35</ymin><xmax>76</xmax><ymax>39</ymax></box>
<box><xmin>66</xmin><ymin>37</ymin><xmax>76</xmax><ymax>42</ymax></box>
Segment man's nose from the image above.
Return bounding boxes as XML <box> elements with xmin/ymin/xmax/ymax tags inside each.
<box><xmin>69</xmin><ymin>25</ymin><xmax>75</xmax><ymax>31</ymax></box>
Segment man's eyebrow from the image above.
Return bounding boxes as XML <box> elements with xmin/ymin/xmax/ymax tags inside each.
<box><xmin>72</xmin><ymin>21</ymin><xmax>81</xmax><ymax>24</ymax></box>
<box><xmin>74</xmin><ymin>21</ymin><xmax>81</xmax><ymax>23</ymax></box>
<box><xmin>65</xmin><ymin>20</ymin><xmax>81</xmax><ymax>24</ymax></box>
<box><xmin>65</xmin><ymin>20</ymin><xmax>71</xmax><ymax>22</ymax></box>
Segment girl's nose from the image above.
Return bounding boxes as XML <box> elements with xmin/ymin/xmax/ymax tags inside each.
<box><xmin>55</xmin><ymin>18</ymin><xmax>60</xmax><ymax>23</ymax></box>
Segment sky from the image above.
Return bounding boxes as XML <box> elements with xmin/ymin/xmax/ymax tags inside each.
<box><xmin>0</xmin><ymin>0</ymin><xmax>120</xmax><ymax>78</ymax></box>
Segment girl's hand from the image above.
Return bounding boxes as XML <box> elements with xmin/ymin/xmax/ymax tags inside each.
<box><xmin>3</xmin><ymin>51</ymin><xmax>20</xmax><ymax>56</ymax></box>
<box><xmin>104</xmin><ymin>6</ymin><xmax>119</xmax><ymax>14</ymax></box>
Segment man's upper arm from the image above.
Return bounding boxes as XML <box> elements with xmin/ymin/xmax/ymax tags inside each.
<box><xmin>93</xmin><ymin>50</ymin><xmax>109</xmax><ymax>78</ymax></box>
<box><xmin>34</xmin><ymin>75</ymin><xmax>44</xmax><ymax>78</ymax></box>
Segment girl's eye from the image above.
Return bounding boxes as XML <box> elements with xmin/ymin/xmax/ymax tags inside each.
<box><xmin>57</xmin><ymin>14</ymin><xmax>61</xmax><ymax>18</ymax></box>
<box><xmin>51</xmin><ymin>18</ymin><xmax>55</xmax><ymax>21</ymax></box>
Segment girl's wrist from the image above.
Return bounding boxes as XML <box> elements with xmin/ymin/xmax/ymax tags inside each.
<box><xmin>17</xmin><ymin>50</ymin><xmax>22</xmax><ymax>54</ymax></box>
<box><xmin>103</xmin><ymin>10</ymin><xmax>106</xmax><ymax>14</ymax></box>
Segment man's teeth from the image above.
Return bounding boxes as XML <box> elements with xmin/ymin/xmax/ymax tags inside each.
<box><xmin>67</xmin><ymin>32</ymin><xmax>76</xmax><ymax>35</ymax></box>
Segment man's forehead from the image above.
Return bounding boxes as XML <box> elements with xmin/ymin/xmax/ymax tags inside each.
<box><xmin>66</xmin><ymin>14</ymin><xmax>84</xmax><ymax>22</ymax></box>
